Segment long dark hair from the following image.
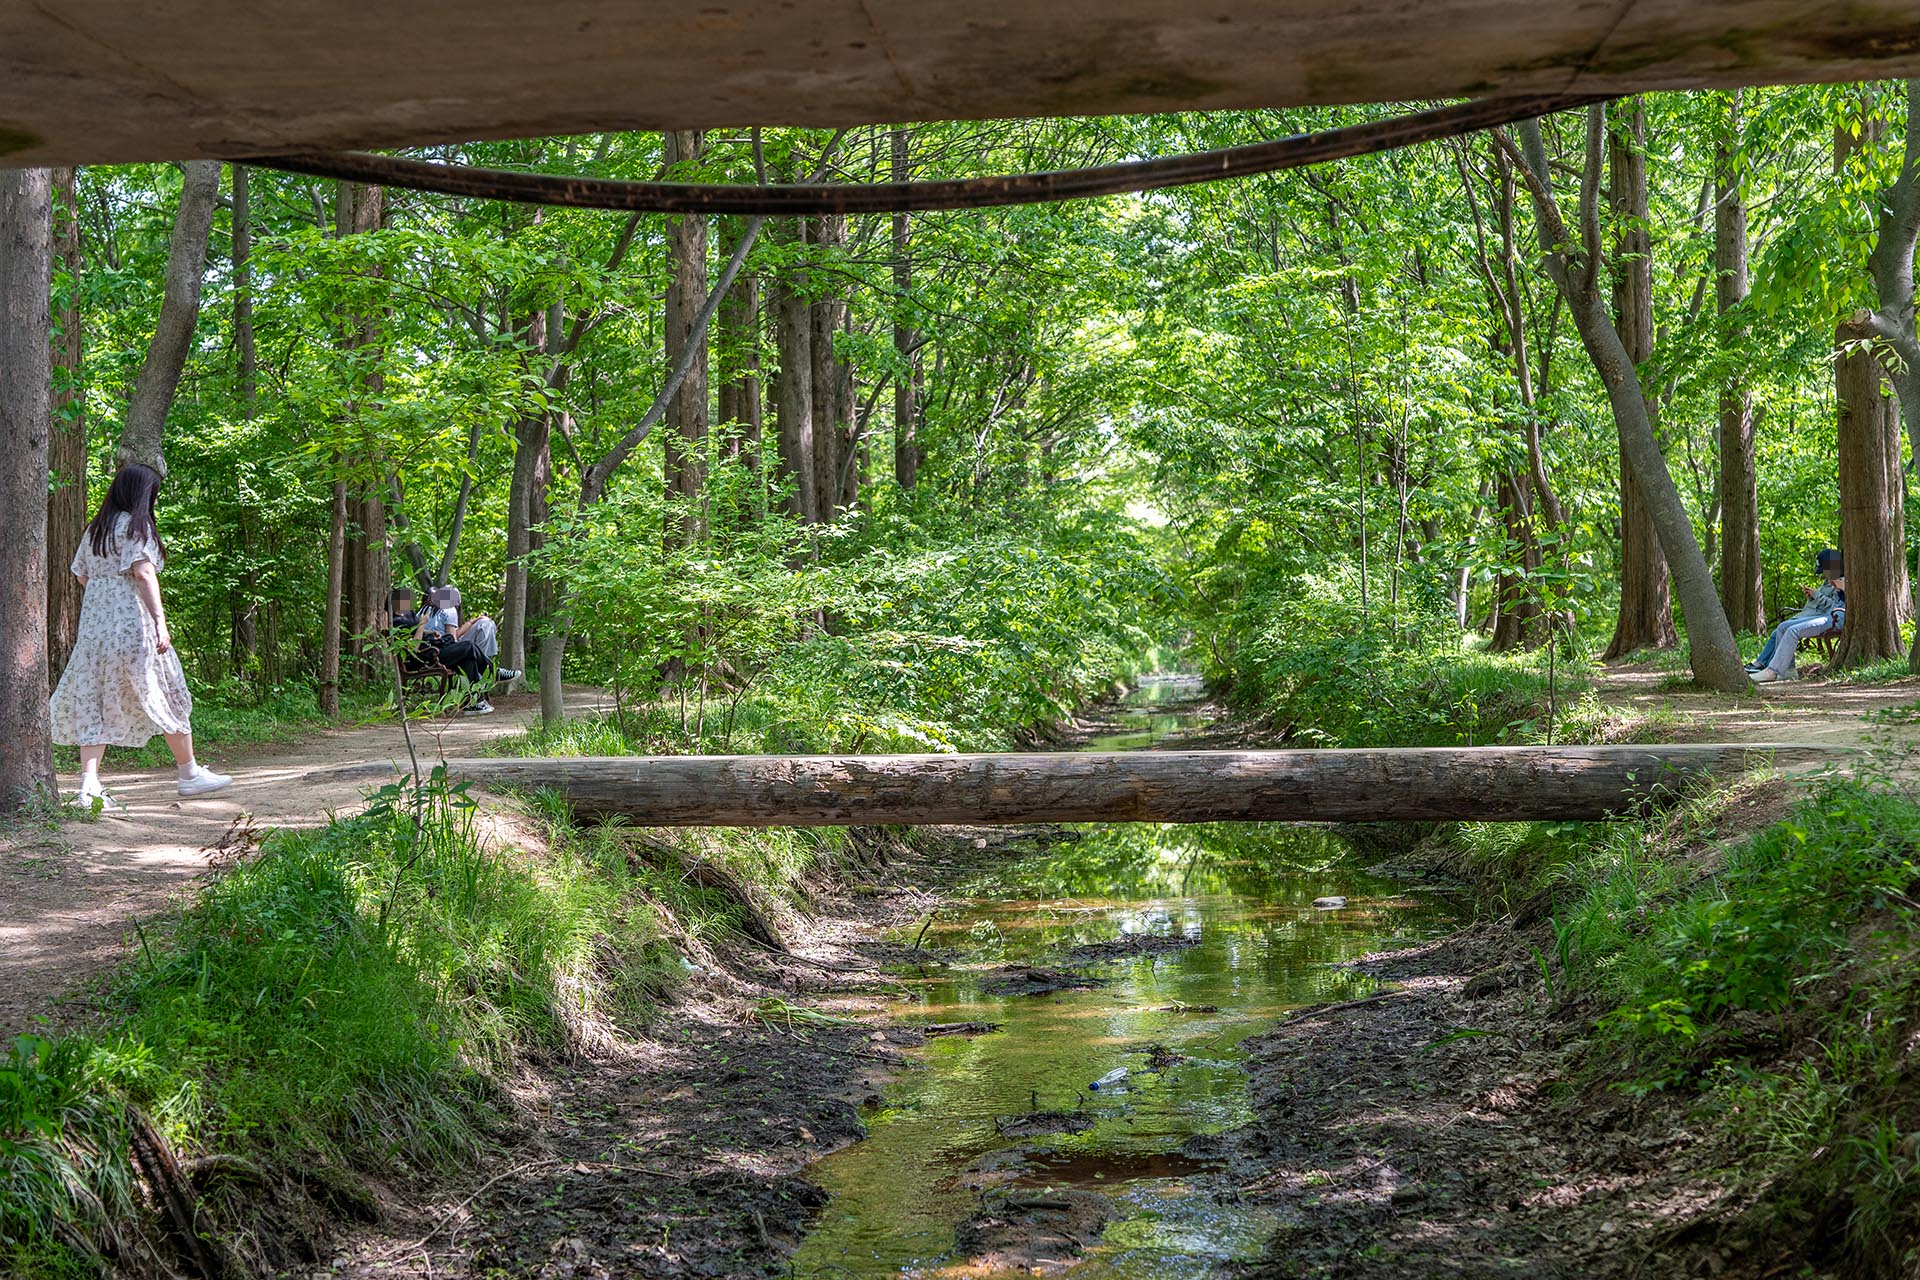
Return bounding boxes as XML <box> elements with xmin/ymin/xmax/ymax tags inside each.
<box><xmin>86</xmin><ymin>463</ymin><xmax>167</xmax><ymax>561</ymax></box>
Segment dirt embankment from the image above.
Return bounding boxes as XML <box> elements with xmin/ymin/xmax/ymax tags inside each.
<box><xmin>319</xmin><ymin>828</ymin><xmax>1057</xmax><ymax>1280</ymax></box>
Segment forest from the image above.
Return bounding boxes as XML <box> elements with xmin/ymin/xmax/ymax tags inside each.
<box><xmin>4</xmin><ymin>80</ymin><xmax>1920</xmax><ymax>1280</ymax></box>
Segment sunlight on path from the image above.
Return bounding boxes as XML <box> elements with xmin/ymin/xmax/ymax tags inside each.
<box><xmin>0</xmin><ymin>687</ymin><xmax>609</xmax><ymax>1037</ymax></box>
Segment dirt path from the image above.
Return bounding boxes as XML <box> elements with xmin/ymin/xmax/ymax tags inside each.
<box><xmin>0</xmin><ymin>686</ymin><xmax>609</xmax><ymax>1039</ymax></box>
<box><xmin>1594</xmin><ymin>661</ymin><xmax>1920</xmax><ymax>750</ymax></box>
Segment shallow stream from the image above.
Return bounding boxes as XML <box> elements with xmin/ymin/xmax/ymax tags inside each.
<box><xmin>792</xmin><ymin>675</ymin><xmax>1458</xmax><ymax>1277</ymax></box>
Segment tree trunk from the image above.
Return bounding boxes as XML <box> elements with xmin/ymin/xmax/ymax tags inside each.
<box><xmin>1508</xmin><ymin>110</ymin><xmax>1745</xmax><ymax>691</ymax></box>
<box><xmin>342</xmin><ymin>744</ymin><xmax>1854</xmax><ymax>827</ymax></box>
<box><xmin>810</xmin><ymin>213</ymin><xmax>847</xmax><ymax>520</ymax></box>
<box><xmin>1488</xmin><ymin>465</ymin><xmax>1544</xmax><ymax>652</ymax></box>
<box><xmin>47</xmin><ymin>166</ymin><xmax>85</xmax><ymax>683</ymax></box>
<box><xmin>663</xmin><ymin>130</ymin><xmax>709</xmax><ymax>550</ymax></box>
<box><xmin>501</xmin><ymin>311</ymin><xmax>548</xmax><ymax>685</ymax></box>
<box><xmin>321</xmin><ymin>467</ymin><xmax>347</xmax><ymax>718</ymax></box>
<box><xmin>715</xmin><ymin>217</ymin><xmax>762</xmax><ymax>487</ymax></box>
<box><xmin>0</xmin><ymin>168</ymin><xmax>56</xmax><ymax>810</ymax></box>
<box><xmin>892</xmin><ymin>128</ymin><xmax>920</xmax><ymax>490</ymax></box>
<box><xmin>772</xmin><ymin>217</ymin><xmax>815</xmax><ymax>522</ymax></box>
<box><xmin>1713</xmin><ymin>94</ymin><xmax>1763</xmax><ymax>635</ymax></box>
<box><xmin>341</xmin><ymin>183</ymin><xmax>388</xmax><ymax>679</ymax></box>
<box><xmin>1835</xmin><ymin>315</ymin><xmax>1910</xmax><ymax>666</ymax></box>
<box><xmin>1842</xmin><ymin>81</ymin><xmax>1920</xmax><ymax>673</ymax></box>
<box><xmin>1603</xmin><ymin>105</ymin><xmax>1676</xmax><ymax>659</ymax></box>
<box><xmin>230</xmin><ymin>163</ymin><xmax>260</xmax><ymax>674</ymax></box>
<box><xmin>120</xmin><ymin>160</ymin><xmax>219</xmax><ymax>475</ymax></box>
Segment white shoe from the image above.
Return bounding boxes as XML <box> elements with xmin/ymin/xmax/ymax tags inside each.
<box><xmin>1749</xmin><ymin>668</ymin><xmax>1781</xmax><ymax>684</ymax></box>
<box><xmin>178</xmin><ymin>765</ymin><xmax>233</xmax><ymax>797</ymax></box>
<box><xmin>463</xmin><ymin>700</ymin><xmax>496</xmax><ymax>717</ymax></box>
<box><xmin>494</xmin><ymin>668</ymin><xmax>521</xmax><ymax>683</ymax></box>
<box><xmin>73</xmin><ymin>788</ymin><xmax>123</xmax><ymax>814</ymax></box>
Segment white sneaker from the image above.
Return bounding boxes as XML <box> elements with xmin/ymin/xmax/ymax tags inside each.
<box><xmin>463</xmin><ymin>700</ymin><xmax>496</xmax><ymax>717</ymax></box>
<box><xmin>73</xmin><ymin>788</ymin><xmax>123</xmax><ymax>814</ymax></box>
<box><xmin>1750</xmin><ymin>668</ymin><xmax>1783</xmax><ymax>684</ymax></box>
<box><xmin>178</xmin><ymin>766</ymin><xmax>233</xmax><ymax>797</ymax></box>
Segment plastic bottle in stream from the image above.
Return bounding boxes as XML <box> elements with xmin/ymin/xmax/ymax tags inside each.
<box><xmin>1089</xmin><ymin>1067</ymin><xmax>1129</xmax><ymax>1091</ymax></box>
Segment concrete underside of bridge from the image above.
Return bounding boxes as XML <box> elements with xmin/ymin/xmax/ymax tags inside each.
<box><xmin>5</xmin><ymin>1</ymin><xmax>1920</xmax><ymax>167</ymax></box>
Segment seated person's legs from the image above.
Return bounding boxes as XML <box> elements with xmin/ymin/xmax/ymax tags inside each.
<box><xmin>1749</xmin><ymin>621</ymin><xmax>1791</xmax><ymax>670</ymax></box>
<box><xmin>434</xmin><ymin>638</ymin><xmax>489</xmax><ymax>685</ymax></box>
<box><xmin>464</xmin><ymin>615</ymin><xmax>499</xmax><ymax>662</ymax></box>
<box><xmin>1763</xmin><ymin>614</ymin><xmax>1836</xmax><ymax>677</ymax></box>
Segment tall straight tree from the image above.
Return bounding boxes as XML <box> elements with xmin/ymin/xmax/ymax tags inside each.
<box><xmin>1834</xmin><ymin>97</ymin><xmax>1911</xmax><ymax>667</ymax></box>
<box><xmin>773</xmin><ymin>215</ymin><xmax>816</xmax><ymax>522</ymax></box>
<box><xmin>1841</xmin><ymin>80</ymin><xmax>1920</xmax><ymax>671</ymax></box>
<box><xmin>892</xmin><ymin>126</ymin><xmax>920</xmax><ymax>490</ymax></box>
<box><xmin>715</xmin><ymin>216</ymin><xmax>763</xmax><ymax>486</ymax></box>
<box><xmin>0</xmin><ymin>168</ymin><xmax>56</xmax><ymax>810</ymax></box>
<box><xmin>1602</xmin><ymin>102</ymin><xmax>1676</xmax><ymax>657</ymax></box>
<box><xmin>119</xmin><ymin>159</ymin><xmax>219</xmax><ymax>474</ymax></box>
<box><xmin>230</xmin><ymin>163</ymin><xmax>262</xmax><ymax>673</ymax></box>
<box><xmin>664</xmin><ymin>129</ymin><xmax>710</xmax><ymax>549</ymax></box>
<box><xmin>810</xmin><ymin>212</ymin><xmax>849</xmax><ymax>519</ymax></box>
<box><xmin>47</xmin><ymin>166</ymin><xmax>85</xmax><ymax>681</ymax></box>
<box><xmin>1715</xmin><ymin>92</ymin><xmax>1763</xmax><ymax>634</ymax></box>
<box><xmin>1502</xmin><ymin>105</ymin><xmax>1747</xmax><ymax>692</ymax></box>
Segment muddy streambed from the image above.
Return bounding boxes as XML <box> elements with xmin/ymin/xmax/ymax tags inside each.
<box><xmin>790</xmin><ymin>677</ymin><xmax>1460</xmax><ymax>1277</ymax></box>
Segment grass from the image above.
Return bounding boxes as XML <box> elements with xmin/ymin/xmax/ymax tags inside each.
<box><xmin>1480</xmin><ymin>780</ymin><xmax>1920</xmax><ymax>1277</ymax></box>
<box><xmin>0</xmin><ymin>765</ymin><xmax>866</xmax><ymax>1278</ymax></box>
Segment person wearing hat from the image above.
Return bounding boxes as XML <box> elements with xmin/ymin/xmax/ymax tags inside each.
<box><xmin>1748</xmin><ymin>548</ymin><xmax>1845</xmax><ymax>684</ymax></box>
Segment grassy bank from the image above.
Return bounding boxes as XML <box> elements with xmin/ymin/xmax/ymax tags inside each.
<box><xmin>1415</xmin><ymin>772</ymin><xmax>1920</xmax><ymax>1275</ymax></box>
<box><xmin>0</xmin><ymin>770</ymin><xmax>872</xmax><ymax>1278</ymax></box>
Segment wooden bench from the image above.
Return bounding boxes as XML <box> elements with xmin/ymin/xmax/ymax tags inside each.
<box><xmin>398</xmin><ymin>658</ymin><xmax>457</xmax><ymax>707</ymax></box>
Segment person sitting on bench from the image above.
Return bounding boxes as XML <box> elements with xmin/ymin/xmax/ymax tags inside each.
<box><xmin>388</xmin><ymin>586</ymin><xmax>505</xmax><ymax>714</ymax></box>
<box><xmin>424</xmin><ymin>585</ymin><xmax>515</xmax><ymax>678</ymax></box>
<box><xmin>1748</xmin><ymin>548</ymin><xmax>1845</xmax><ymax>684</ymax></box>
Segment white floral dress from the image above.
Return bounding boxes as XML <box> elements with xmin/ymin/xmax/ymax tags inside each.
<box><xmin>49</xmin><ymin>513</ymin><xmax>194</xmax><ymax>747</ymax></box>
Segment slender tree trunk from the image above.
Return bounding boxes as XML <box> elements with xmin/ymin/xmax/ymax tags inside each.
<box><xmin>501</xmin><ymin>310</ymin><xmax>548</xmax><ymax>683</ymax></box>
<box><xmin>1488</xmin><ymin>465</ymin><xmax>1545</xmax><ymax>651</ymax></box>
<box><xmin>1507</xmin><ymin>109</ymin><xmax>1745</xmax><ymax>691</ymax></box>
<box><xmin>1602</xmin><ymin>104</ymin><xmax>1676</xmax><ymax>659</ymax></box>
<box><xmin>892</xmin><ymin>128</ymin><xmax>920</xmax><ymax>490</ymax></box>
<box><xmin>0</xmin><ymin>168</ymin><xmax>55</xmax><ymax>810</ymax></box>
<box><xmin>773</xmin><ymin>217</ymin><xmax>816</xmax><ymax>522</ymax></box>
<box><xmin>120</xmin><ymin>160</ymin><xmax>219</xmax><ymax>475</ymax></box>
<box><xmin>810</xmin><ymin>213</ymin><xmax>847</xmax><ymax>520</ymax></box>
<box><xmin>1835</xmin><ymin>315</ymin><xmax>1910</xmax><ymax>665</ymax></box>
<box><xmin>230</xmin><ymin>163</ymin><xmax>260</xmax><ymax>674</ymax></box>
<box><xmin>47</xmin><ymin>166</ymin><xmax>85</xmax><ymax>683</ymax></box>
<box><xmin>321</xmin><ymin>466</ymin><xmax>347</xmax><ymax>719</ymax></box>
<box><xmin>716</xmin><ymin>217</ymin><xmax>763</xmax><ymax>485</ymax></box>
<box><xmin>1715</xmin><ymin>95</ymin><xmax>1763</xmax><ymax>634</ymax></box>
<box><xmin>342</xmin><ymin>183</ymin><xmax>388</xmax><ymax>678</ymax></box>
<box><xmin>664</xmin><ymin>130</ymin><xmax>710</xmax><ymax>549</ymax></box>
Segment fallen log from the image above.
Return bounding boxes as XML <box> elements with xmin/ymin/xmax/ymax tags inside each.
<box><xmin>311</xmin><ymin>744</ymin><xmax>1851</xmax><ymax>826</ymax></box>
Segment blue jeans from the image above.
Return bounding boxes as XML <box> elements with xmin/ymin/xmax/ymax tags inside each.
<box><xmin>1756</xmin><ymin>610</ymin><xmax>1842</xmax><ymax>675</ymax></box>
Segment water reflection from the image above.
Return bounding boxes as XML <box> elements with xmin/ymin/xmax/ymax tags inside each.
<box><xmin>793</xmin><ymin>820</ymin><xmax>1457</xmax><ymax>1278</ymax></box>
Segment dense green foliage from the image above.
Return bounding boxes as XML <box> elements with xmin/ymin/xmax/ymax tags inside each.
<box><xmin>0</xmin><ymin>773</ymin><xmax>867</xmax><ymax>1275</ymax></box>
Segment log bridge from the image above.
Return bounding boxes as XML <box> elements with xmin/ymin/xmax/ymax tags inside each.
<box><xmin>322</xmin><ymin>743</ymin><xmax>1851</xmax><ymax>826</ymax></box>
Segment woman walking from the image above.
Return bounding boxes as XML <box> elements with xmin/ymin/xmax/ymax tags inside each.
<box><xmin>49</xmin><ymin>464</ymin><xmax>232</xmax><ymax>808</ymax></box>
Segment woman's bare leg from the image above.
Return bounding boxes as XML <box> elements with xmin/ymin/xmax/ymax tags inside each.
<box><xmin>163</xmin><ymin>731</ymin><xmax>196</xmax><ymax>778</ymax></box>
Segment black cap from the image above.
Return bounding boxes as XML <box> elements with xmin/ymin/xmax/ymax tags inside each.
<box><xmin>1816</xmin><ymin>548</ymin><xmax>1843</xmax><ymax>572</ymax></box>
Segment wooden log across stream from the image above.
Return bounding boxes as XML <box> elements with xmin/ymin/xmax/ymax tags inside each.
<box><xmin>318</xmin><ymin>744</ymin><xmax>1852</xmax><ymax>825</ymax></box>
